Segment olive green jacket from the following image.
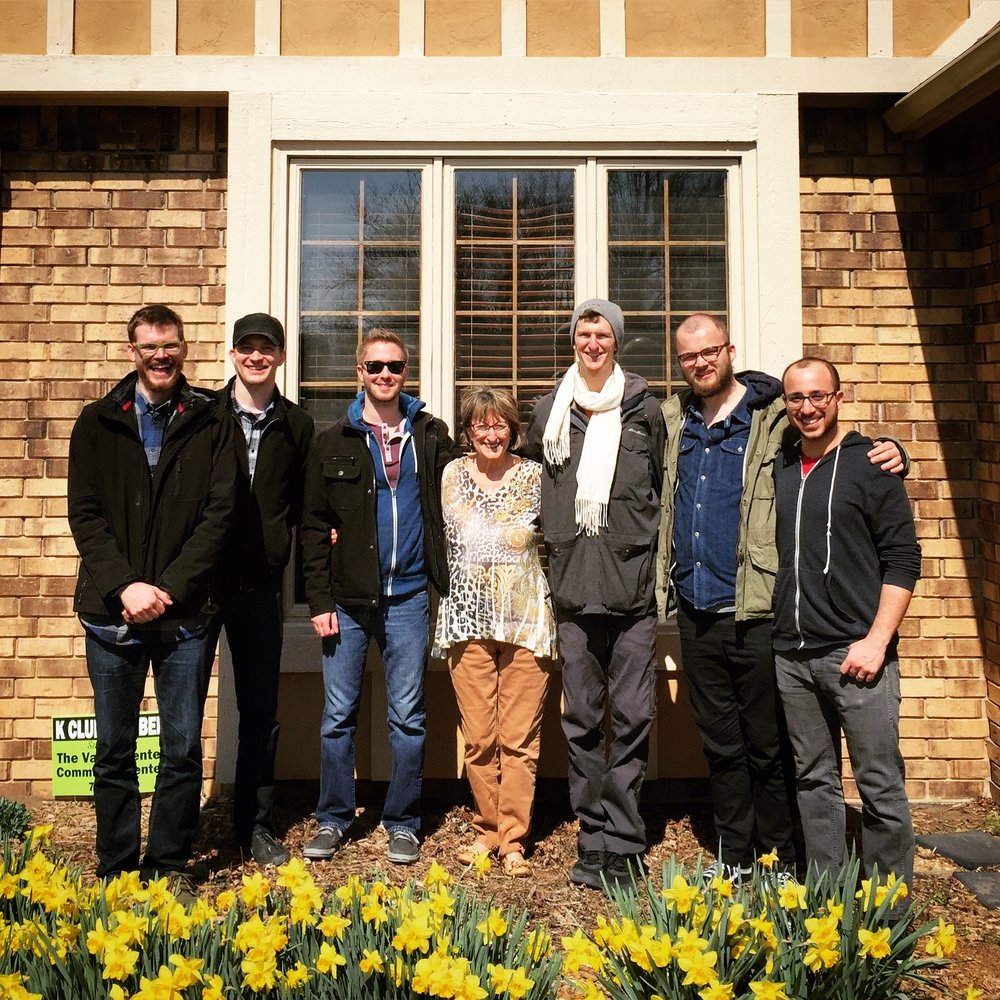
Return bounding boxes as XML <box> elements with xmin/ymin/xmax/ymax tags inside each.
<box><xmin>656</xmin><ymin>372</ymin><xmax>789</xmax><ymax>623</ymax></box>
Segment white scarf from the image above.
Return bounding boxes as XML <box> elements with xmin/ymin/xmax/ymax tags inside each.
<box><xmin>543</xmin><ymin>362</ymin><xmax>625</xmax><ymax>536</ymax></box>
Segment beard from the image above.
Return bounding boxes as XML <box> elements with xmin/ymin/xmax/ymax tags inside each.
<box><xmin>136</xmin><ymin>359</ymin><xmax>183</xmax><ymax>398</ymax></box>
<box><xmin>686</xmin><ymin>353</ymin><xmax>736</xmax><ymax>399</ymax></box>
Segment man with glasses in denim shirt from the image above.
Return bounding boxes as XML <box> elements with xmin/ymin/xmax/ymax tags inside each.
<box><xmin>300</xmin><ymin>328</ymin><xmax>454</xmax><ymax>865</ymax></box>
<box><xmin>656</xmin><ymin>313</ymin><xmax>904</xmax><ymax>883</ymax></box>
<box><xmin>68</xmin><ymin>304</ymin><xmax>237</xmax><ymax>885</ymax></box>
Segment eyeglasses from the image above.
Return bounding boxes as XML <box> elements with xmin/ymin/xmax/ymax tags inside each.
<box><xmin>783</xmin><ymin>391</ymin><xmax>838</xmax><ymax>409</ymax></box>
<box><xmin>362</xmin><ymin>360</ymin><xmax>406</xmax><ymax>375</ymax></box>
<box><xmin>469</xmin><ymin>421</ymin><xmax>510</xmax><ymax>437</ymax></box>
<box><xmin>132</xmin><ymin>341</ymin><xmax>183</xmax><ymax>357</ymax></box>
<box><xmin>677</xmin><ymin>344</ymin><xmax>729</xmax><ymax>367</ymax></box>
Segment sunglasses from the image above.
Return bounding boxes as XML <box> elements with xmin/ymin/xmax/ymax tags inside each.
<box><xmin>362</xmin><ymin>360</ymin><xmax>406</xmax><ymax>375</ymax></box>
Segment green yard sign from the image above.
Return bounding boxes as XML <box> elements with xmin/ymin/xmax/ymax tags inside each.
<box><xmin>51</xmin><ymin>714</ymin><xmax>161</xmax><ymax>797</ymax></box>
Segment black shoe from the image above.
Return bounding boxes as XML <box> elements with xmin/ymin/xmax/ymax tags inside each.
<box><xmin>570</xmin><ymin>850</ymin><xmax>604</xmax><ymax>890</ymax></box>
<box><xmin>303</xmin><ymin>827</ymin><xmax>345</xmax><ymax>860</ymax></box>
<box><xmin>604</xmin><ymin>852</ymin><xmax>644</xmax><ymax>894</ymax></box>
<box><xmin>387</xmin><ymin>829</ymin><xmax>420</xmax><ymax>865</ymax></box>
<box><xmin>249</xmin><ymin>828</ymin><xmax>290</xmax><ymax>867</ymax></box>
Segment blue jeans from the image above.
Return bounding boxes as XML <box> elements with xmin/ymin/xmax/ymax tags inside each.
<box><xmin>317</xmin><ymin>591</ymin><xmax>429</xmax><ymax>834</ymax></box>
<box><xmin>775</xmin><ymin>644</ymin><xmax>913</xmax><ymax>888</ymax></box>
<box><xmin>85</xmin><ymin>628</ymin><xmax>215</xmax><ymax>877</ymax></box>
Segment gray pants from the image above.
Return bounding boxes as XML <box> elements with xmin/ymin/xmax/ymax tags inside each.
<box><xmin>775</xmin><ymin>645</ymin><xmax>913</xmax><ymax>888</ymax></box>
<box><xmin>558</xmin><ymin>611</ymin><xmax>657</xmax><ymax>856</ymax></box>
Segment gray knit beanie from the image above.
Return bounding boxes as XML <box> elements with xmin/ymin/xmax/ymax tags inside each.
<box><xmin>570</xmin><ymin>298</ymin><xmax>624</xmax><ymax>347</ymax></box>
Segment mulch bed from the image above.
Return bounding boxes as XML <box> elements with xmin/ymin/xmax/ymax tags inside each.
<box><xmin>22</xmin><ymin>787</ymin><xmax>1000</xmax><ymax>996</ymax></box>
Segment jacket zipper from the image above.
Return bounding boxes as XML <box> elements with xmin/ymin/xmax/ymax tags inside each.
<box><xmin>793</xmin><ymin>466</ymin><xmax>807</xmax><ymax>649</ymax></box>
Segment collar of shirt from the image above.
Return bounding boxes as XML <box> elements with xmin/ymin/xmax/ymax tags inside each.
<box><xmin>134</xmin><ymin>388</ymin><xmax>175</xmax><ymax>422</ymax></box>
<box><xmin>230</xmin><ymin>387</ymin><xmax>275</xmax><ymax>424</ymax></box>
<box><xmin>683</xmin><ymin>378</ymin><xmax>756</xmax><ymax>431</ymax></box>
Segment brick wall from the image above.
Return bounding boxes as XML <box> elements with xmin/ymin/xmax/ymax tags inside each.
<box><xmin>800</xmin><ymin>106</ymin><xmax>990</xmax><ymax>801</ymax></box>
<box><xmin>970</xmin><ymin>124</ymin><xmax>1000</xmax><ymax>800</ymax></box>
<box><xmin>0</xmin><ymin>105</ymin><xmax>228</xmax><ymax>797</ymax></box>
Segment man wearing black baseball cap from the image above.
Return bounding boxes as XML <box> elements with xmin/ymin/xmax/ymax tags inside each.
<box><xmin>211</xmin><ymin>312</ymin><xmax>314</xmax><ymax>865</ymax></box>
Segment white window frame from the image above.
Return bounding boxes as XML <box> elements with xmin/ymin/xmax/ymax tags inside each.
<box><xmin>279</xmin><ymin>148</ymin><xmax>747</xmax><ymax>427</ymax></box>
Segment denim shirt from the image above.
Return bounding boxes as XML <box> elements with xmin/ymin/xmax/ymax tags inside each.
<box><xmin>672</xmin><ymin>382</ymin><xmax>756</xmax><ymax>611</ymax></box>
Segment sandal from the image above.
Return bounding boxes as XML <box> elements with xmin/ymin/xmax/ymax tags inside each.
<box><xmin>456</xmin><ymin>841</ymin><xmax>492</xmax><ymax>866</ymax></box>
<box><xmin>502</xmin><ymin>853</ymin><xmax>532</xmax><ymax>878</ymax></box>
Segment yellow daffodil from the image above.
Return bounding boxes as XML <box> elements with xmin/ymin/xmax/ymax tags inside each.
<box><xmin>758</xmin><ymin>849</ymin><xmax>779</xmax><ymax>869</ymax></box>
<box><xmin>777</xmin><ymin>881</ymin><xmax>807</xmax><ymax>911</ymax></box>
<box><xmin>700</xmin><ymin>980</ymin><xmax>736</xmax><ymax>1000</ymax></box>
<box><xmin>424</xmin><ymin>860</ymin><xmax>451</xmax><ymax>888</ymax></box>
<box><xmin>964</xmin><ymin>985</ymin><xmax>984</xmax><ymax>1000</ymax></box>
<box><xmin>215</xmin><ymin>889</ymin><xmax>236</xmax><ymax>911</ymax></box>
<box><xmin>285</xmin><ymin>961</ymin><xmax>311</xmax><ymax>988</ymax></box>
<box><xmin>474</xmin><ymin>852</ymin><xmax>492</xmax><ymax>878</ymax></box>
<box><xmin>101</xmin><ymin>939</ymin><xmax>140</xmax><ymax>982</ymax></box>
<box><xmin>240</xmin><ymin>871</ymin><xmax>270</xmax><ymax>908</ymax></box>
<box><xmin>334</xmin><ymin>875</ymin><xmax>364</xmax><ymax>906</ymax></box>
<box><xmin>858</xmin><ymin>926</ymin><xmax>892</xmax><ymax>960</ymax></box>
<box><xmin>0</xmin><ymin>972</ymin><xmax>43</xmax><ymax>1000</ymax></box>
<box><xmin>663</xmin><ymin>874</ymin><xmax>701</xmax><ymax>914</ymax></box>
<box><xmin>476</xmin><ymin>906</ymin><xmax>509</xmax><ymax>943</ymax></box>
<box><xmin>749</xmin><ymin>981</ymin><xmax>790</xmax><ymax>1000</ymax></box>
<box><xmin>925</xmin><ymin>917</ymin><xmax>957</xmax><ymax>958</ymax></box>
<box><xmin>678</xmin><ymin>947</ymin><xmax>719</xmax><ymax>987</ymax></box>
<box><xmin>318</xmin><ymin>910</ymin><xmax>352</xmax><ymax>938</ymax></box>
<box><xmin>276</xmin><ymin>857</ymin><xmax>311</xmax><ymax>893</ymax></box>
<box><xmin>202</xmin><ymin>973</ymin><xmax>225</xmax><ymax>1000</ymax></box>
<box><xmin>874</xmin><ymin>872</ymin><xmax>908</xmax><ymax>908</ymax></box>
<box><xmin>241</xmin><ymin>945</ymin><xmax>279</xmax><ymax>991</ymax></box>
<box><xmin>168</xmin><ymin>953</ymin><xmax>204</xmax><ymax>988</ymax></box>
<box><xmin>360</xmin><ymin>948</ymin><xmax>385</xmax><ymax>975</ymax></box>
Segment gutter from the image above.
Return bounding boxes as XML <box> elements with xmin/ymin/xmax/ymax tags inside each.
<box><xmin>884</xmin><ymin>22</ymin><xmax>1000</xmax><ymax>137</ymax></box>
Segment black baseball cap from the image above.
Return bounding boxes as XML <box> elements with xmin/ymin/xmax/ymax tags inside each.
<box><xmin>233</xmin><ymin>312</ymin><xmax>285</xmax><ymax>349</ymax></box>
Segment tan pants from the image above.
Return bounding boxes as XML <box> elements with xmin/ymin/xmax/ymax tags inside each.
<box><xmin>448</xmin><ymin>639</ymin><xmax>550</xmax><ymax>856</ymax></box>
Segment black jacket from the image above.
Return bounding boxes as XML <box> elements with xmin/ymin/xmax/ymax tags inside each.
<box><xmin>215</xmin><ymin>378</ymin><xmax>315</xmax><ymax>590</ymax></box>
<box><xmin>68</xmin><ymin>371</ymin><xmax>238</xmax><ymax>620</ymax></box>
<box><xmin>525</xmin><ymin>372</ymin><xmax>666</xmax><ymax>616</ymax></box>
<box><xmin>772</xmin><ymin>430</ymin><xmax>921</xmax><ymax>652</ymax></box>
<box><xmin>301</xmin><ymin>401</ymin><xmax>454</xmax><ymax>614</ymax></box>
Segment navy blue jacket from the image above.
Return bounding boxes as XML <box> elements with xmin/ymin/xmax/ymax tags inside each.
<box><xmin>301</xmin><ymin>393</ymin><xmax>454</xmax><ymax>614</ymax></box>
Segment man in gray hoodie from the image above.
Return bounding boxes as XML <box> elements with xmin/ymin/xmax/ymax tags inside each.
<box><xmin>773</xmin><ymin>357</ymin><xmax>920</xmax><ymax>891</ymax></box>
<box><xmin>525</xmin><ymin>299</ymin><xmax>665</xmax><ymax>893</ymax></box>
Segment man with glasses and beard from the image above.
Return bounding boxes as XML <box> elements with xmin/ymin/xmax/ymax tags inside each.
<box><xmin>300</xmin><ymin>328</ymin><xmax>454</xmax><ymax>866</ymax></box>
<box><xmin>68</xmin><ymin>304</ymin><xmax>237</xmax><ymax>887</ymax></box>
<box><xmin>656</xmin><ymin>313</ymin><xmax>904</xmax><ymax>883</ymax></box>
<box><xmin>773</xmin><ymin>358</ymin><xmax>920</xmax><ymax>892</ymax></box>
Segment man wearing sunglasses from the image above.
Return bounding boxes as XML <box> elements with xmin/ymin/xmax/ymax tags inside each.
<box><xmin>301</xmin><ymin>328</ymin><xmax>454</xmax><ymax>865</ymax></box>
<box><xmin>773</xmin><ymin>357</ymin><xmax>920</xmax><ymax>892</ymax></box>
<box><xmin>656</xmin><ymin>313</ymin><xmax>906</xmax><ymax>883</ymax></box>
<box><xmin>68</xmin><ymin>304</ymin><xmax>237</xmax><ymax>886</ymax></box>
<box><xmin>209</xmin><ymin>313</ymin><xmax>314</xmax><ymax>866</ymax></box>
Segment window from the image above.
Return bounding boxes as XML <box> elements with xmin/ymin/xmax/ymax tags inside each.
<box><xmin>298</xmin><ymin>169</ymin><xmax>422</xmax><ymax>423</ymax></box>
<box><xmin>293</xmin><ymin>158</ymin><xmax>731</xmax><ymax>427</ymax></box>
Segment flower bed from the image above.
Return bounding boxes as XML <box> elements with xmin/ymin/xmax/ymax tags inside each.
<box><xmin>0</xmin><ymin>827</ymin><xmax>983</xmax><ymax>1000</ymax></box>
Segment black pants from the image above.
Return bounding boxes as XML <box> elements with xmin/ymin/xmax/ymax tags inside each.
<box><xmin>676</xmin><ymin>600</ymin><xmax>796</xmax><ymax>867</ymax></box>
<box><xmin>216</xmin><ymin>588</ymin><xmax>284</xmax><ymax>843</ymax></box>
<box><xmin>558</xmin><ymin>611</ymin><xmax>657</xmax><ymax>856</ymax></box>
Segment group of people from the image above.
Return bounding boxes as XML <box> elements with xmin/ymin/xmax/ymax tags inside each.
<box><xmin>68</xmin><ymin>298</ymin><xmax>921</xmax><ymax>897</ymax></box>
